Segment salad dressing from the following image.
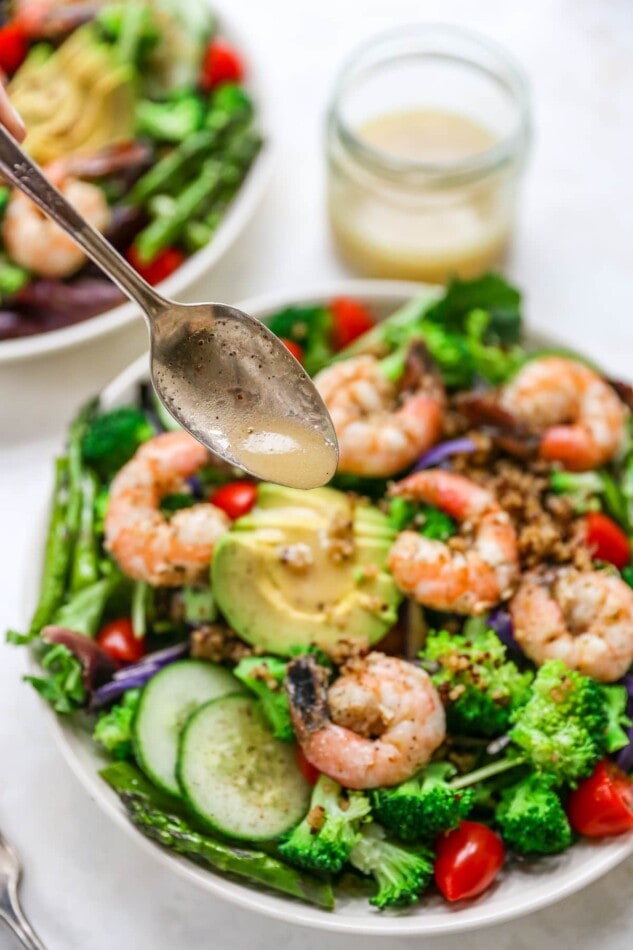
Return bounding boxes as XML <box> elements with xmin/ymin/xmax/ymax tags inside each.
<box><xmin>228</xmin><ymin>414</ymin><xmax>337</xmax><ymax>489</ymax></box>
<box><xmin>329</xmin><ymin>108</ymin><xmax>513</xmax><ymax>283</ymax></box>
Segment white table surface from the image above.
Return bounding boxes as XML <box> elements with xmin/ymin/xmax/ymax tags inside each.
<box><xmin>2</xmin><ymin>0</ymin><xmax>633</xmax><ymax>947</ymax></box>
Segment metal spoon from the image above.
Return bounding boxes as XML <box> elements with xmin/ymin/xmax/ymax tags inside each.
<box><xmin>0</xmin><ymin>128</ymin><xmax>338</xmax><ymax>488</ymax></box>
<box><xmin>0</xmin><ymin>829</ymin><xmax>45</xmax><ymax>950</ymax></box>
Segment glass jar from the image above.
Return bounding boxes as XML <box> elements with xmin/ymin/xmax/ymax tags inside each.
<box><xmin>326</xmin><ymin>25</ymin><xmax>531</xmax><ymax>283</ymax></box>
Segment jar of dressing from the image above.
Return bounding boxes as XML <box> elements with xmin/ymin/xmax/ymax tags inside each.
<box><xmin>326</xmin><ymin>25</ymin><xmax>531</xmax><ymax>283</ymax></box>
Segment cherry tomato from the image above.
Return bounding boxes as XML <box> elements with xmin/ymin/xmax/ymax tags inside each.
<box><xmin>0</xmin><ymin>23</ymin><xmax>28</xmax><ymax>75</ymax></box>
<box><xmin>583</xmin><ymin>512</ymin><xmax>631</xmax><ymax>569</ymax></box>
<box><xmin>200</xmin><ymin>39</ymin><xmax>245</xmax><ymax>91</ymax></box>
<box><xmin>280</xmin><ymin>338</ymin><xmax>304</xmax><ymax>363</ymax></box>
<box><xmin>330</xmin><ymin>297</ymin><xmax>375</xmax><ymax>350</ymax></box>
<box><xmin>434</xmin><ymin>821</ymin><xmax>505</xmax><ymax>902</ymax></box>
<box><xmin>295</xmin><ymin>745</ymin><xmax>319</xmax><ymax>785</ymax></box>
<box><xmin>96</xmin><ymin>618</ymin><xmax>144</xmax><ymax>664</ymax></box>
<box><xmin>210</xmin><ymin>481</ymin><xmax>257</xmax><ymax>520</ymax></box>
<box><xmin>126</xmin><ymin>246</ymin><xmax>185</xmax><ymax>286</ymax></box>
<box><xmin>567</xmin><ymin>759</ymin><xmax>633</xmax><ymax>837</ymax></box>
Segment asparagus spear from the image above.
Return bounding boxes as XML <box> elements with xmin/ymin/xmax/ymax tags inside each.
<box><xmin>66</xmin><ymin>398</ymin><xmax>99</xmax><ymax>558</ymax></box>
<box><xmin>135</xmin><ymin>129</ymin><xmax>261</xmax><ymax>261</ymax></box>
<box><xmin>134</xmin><ymin>158</ymin><xmax>223</xmax><ymax>261</ymax></box>
<box><xmin>70</xmin><ymin>470</ymin><xmax>100</xmax><ymax>593</ymax></box>
<box><xmin>101</xmin><ymin>763</ymin><xmax>335</xmax><ymax>910</ymax></box>
<box><xmin>130</xmin><ymin>84</ymin><xmax>254</xmax><ymax>204</ymax></box>
<box><xmin>29</xmin><ymin>456</ymin><xmax>73</xmax><ymax>638</ymax></box>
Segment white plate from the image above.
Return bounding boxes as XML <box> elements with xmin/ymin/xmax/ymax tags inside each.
<box><xmin>24</xmin><ymin>280</ymin><xmax>633</xmax><ymax>935</ymax></box>
<box><xmin>0</xmin><ymin>2</ymin><xmax>273</xmax><ymax>364</ymax></box>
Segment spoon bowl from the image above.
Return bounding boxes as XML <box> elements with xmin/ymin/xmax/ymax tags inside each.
<box><xmin>150</xmin><ymin>300</ymin><xmax>338</xmax><ymax>487</ymax></box>
<box><xmin>0</xmin><ymin>128</ymin><xmax>338</xmax><ymax>487</ymax></box>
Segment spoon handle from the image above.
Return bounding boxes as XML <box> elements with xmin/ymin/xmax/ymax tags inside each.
<box><xmin>0</xmin><ymin>126</ymin><xmax>164</xmax><ymax>318</ymax></box>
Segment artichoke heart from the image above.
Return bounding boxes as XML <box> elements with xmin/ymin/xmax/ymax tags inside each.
<box><xmin>9</xmin><ymin>27</ymin><xmax>135</xmax><ymax>165</ymax></box>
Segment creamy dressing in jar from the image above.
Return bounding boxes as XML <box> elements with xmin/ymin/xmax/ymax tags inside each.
<box><xmin>326</xmin><ymin>26</ymin><xmax>530</xmax><ymax>284</ymax></box>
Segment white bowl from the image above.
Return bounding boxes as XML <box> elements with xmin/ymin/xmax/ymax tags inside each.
<box><xmin>0</xmin><ymin>2</ymin><xmax>273</xmax><ymax>364</ymax></box>
<box><xmin>24</xmin><ymin>280</ymin><xmax>633</xmax><ymax>935</ymax></box>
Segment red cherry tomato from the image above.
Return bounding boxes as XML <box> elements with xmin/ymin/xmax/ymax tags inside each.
<box><xmin>279</xmin><ymin>338</ymin><xmax>304</xmax><ymax>363</ymax></box>
<box><xmin>210</xmin><ymin>481</ymin><xmax>257</xmax><ymax>520</ymax></box>
<box><xmin>330</xmin><ymin>297</ymin><xmax>375</xmax><ymax>350</ymax></box>
<box><xmin>295</xmin><ymin>745</ymin><xmax>319</xmax><ymax>785</ymax></box>
<box><xmin>126</xmin><ymin>246</ymin><xmax>185</xmax><ymax>286</ymax></box>
<box><xmin>583</xmin><ymin>512</ymin><xmax>631</xmax><ymax>569</ymax></box>
<box><xmin>96</xmin><ymin>618</ymin><xmax>144</xmax><ymax>664</ymax></box>
<box><xmin>434</xmin><ymin>821</ymin><xmax>505</xmax><ymax>902</ymax></box>
<box><xmin>200</xmin><ymin>39</ymin><xmax>245</xmax><ymax>91</ymax></box>
<box><xmin>0</xmin><ymin>23</ymin><xmax>28</xmax><ymax>75</ymax></box>
<box><xmin>567</xmin><ymin>759</ymin><xmax>633</xmax><ymax>837</ymax></box>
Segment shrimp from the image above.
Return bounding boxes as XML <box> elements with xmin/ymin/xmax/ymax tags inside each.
<box><xmin>2</xmin><ymin>165</ymin><xmax>110</xmax><ymax>278</ymax></box>
<box><xmin>285</xmin><ymin>653</ymin><xmax>446</xmax><ymax>789</ymax></box>
<box><xmin>509</xmin><ymin>566</ymin><xmax>633</xmax><ymax>682</ymax></box>
<box><xmin>105</xmin><ymin>431</ymin><xmax>229</xmax><ymax>587</ymax></box>
<box><xmin>313</xmin><ymin>346</ymin><xmax>445</xmax><ymax>477</ymax></box>
<box><xmin>500</xmin><ymin>356</ymin><xmax>627</xmax><ymax>471</ymax></box>
<box><xmin>388</xmin><ymin>470</ymin><xmax>519</xmax><ymax>614</ymax></box>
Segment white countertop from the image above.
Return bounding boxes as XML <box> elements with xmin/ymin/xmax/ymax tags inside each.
<box><xmin>1</xmin><ymin>1</ymin><xmax>633</xmax><ymax>947</ymax></box>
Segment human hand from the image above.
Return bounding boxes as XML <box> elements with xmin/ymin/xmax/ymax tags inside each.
<box><xmin>0</xmin><ymin>82</ymin><xmax>25</xmax><ymax>141</ymax></box>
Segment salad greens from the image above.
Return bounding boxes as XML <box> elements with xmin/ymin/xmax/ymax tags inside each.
<box><xmin>233</xmin><ymin>656</ymin><xmax>294</xmax><ymax>741</ymax></box>
<box><xmin>94</xmin><ymin>689</ymin><xmax>141</xmax><ymax>760</ymax></box>
<box><xmin>11</xmin><ymin>275</ymin><xmax>633</xmax><ymax>912</ymax></box>
<box><xmin>337</xmin><ymin>275</ymin><xmax>525</xmax><ymax>388</ymax></box>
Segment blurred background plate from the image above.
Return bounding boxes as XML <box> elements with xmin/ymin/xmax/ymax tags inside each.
<box><xmin>0</xmin><ymin>0</ymin><xmax>274</xmax><ymax>365</ymax></box>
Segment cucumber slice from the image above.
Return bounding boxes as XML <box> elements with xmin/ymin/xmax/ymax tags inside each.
<box><xmin>178</xmin><ymin>695</ymin><xmax>310</xmax><ymax>841</ymax></box>
<box><xmin>133</xmin><ymin>660</ymin><xmax>241</xmax><ymax>795</ymax></box>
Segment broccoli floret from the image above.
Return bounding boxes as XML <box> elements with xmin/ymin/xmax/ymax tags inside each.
<box><xmin>93</xmin><ymin>689</ymin><xmax>141</xmax><ymax>760</ymax></box>
<box><xmin>349</xmin><ymin>823</ymin><xmax>434</xmax><ymax>909</ymax></box>
<box><xmin>136</xmin><ymin>92</ymin><xmax>205</xmax><ymax>142</ymax></box>
<box><xmin>509</xmin><ymin>660</ymin><xmax>608</xmax><ymax>785</ymax></box>
<box><xmin>496</xmin><ymin>773</ymin><xmax>572</xmax><ymax>855</ymax></box>
<box><xmin>549</xmin><ymin>471</ymin><xmax>605</xmax><ymax>513</ymax></box>
<box><xmin>387</xmin><ymin>498</ymin><xmax>456</xmax><ymax>539</ymax></box>
<box><xmin>423</xmin><ymin>622</ymin><xmax>533</xmax><ymax>738</ymax></box>
<box><xmin>372</xmin><ymin>762</ymin><xmax>473</xmax><ymax>841</ymax></box>
<box><xmin>600</xmin><ymin>684</ymin><xmax>632</xmax><ymax>753</ymax></box>
<box><xmin>233</xmin><ymin>656</ymin><xmax>294</xmax><ymax>741</ymax></box>
<box><xmin>0</xmin><ymin>254</ymin><xmax>29</xmax><ymax>298</ymax></box>
<box><xmin>96</xmin><ymin>2</ymin><xmax>160</xmax><ymax>65</ymax></box>
<box><xmin>278</xmin><ymin>775</ymin><xmax>370</xmax><ymax>874</ymax></box>
<box><xmin>82</xmin><ymin>407</ymin><xmax>154</xmax><ymax>480</ymax></box>
<box><xmin>451</xmin><ymin>661</ymin><xmax>623</xmax><ymax>794</ymax></box>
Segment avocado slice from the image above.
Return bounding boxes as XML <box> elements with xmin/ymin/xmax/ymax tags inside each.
<box><xmin>212</xmin><ymin>486</ymin><xmax>402</xmax><ymax>655</ymax></box>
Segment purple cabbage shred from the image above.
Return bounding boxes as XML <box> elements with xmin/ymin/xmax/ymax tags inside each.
<box><xmin>413</xmin><ymin>438</ymin><xmax>477</xmax><ymax>472</ymax></box>
<box><xmin>90</xmin><ymin>642</ymin><xmax>188</xmax><ymax>708</ymax></box>
<box><xmin>486</xmin><ymin>607</ymin><xmax>524</xmax><ymax>657</ymax></box>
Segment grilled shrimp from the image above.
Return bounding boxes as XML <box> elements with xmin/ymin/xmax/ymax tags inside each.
<box><xmin>313</xmin><ymin>346</ymin><xmax>444</xmax><ymax>477</ymax></box>
<box><xmin>509</xmin><ymin>566</ymin><xmax>633</xmax><ymax>682</ymax></box>
<box><xmin>2</xmin><ymin>165</ymin><xmax>110</xmax><ymax>278</ymax></box>
<box><xmin>501</xmin><ymin>356</ymin><xmax>627</xmax><ymax>471</ymax></box>
<box><xmin>105</xmin><ymin>431</ymin><xmax>229</xmax><ymax>587</ymax></box>
<box><xmin>286</xmin><ymin>653</ymin><xmax>445</xmax><ymax>789</ymax></box>
<box><xmin>388</xmin><ymin>470</ymin><xmax>519</xmax><ymax>614</ymax></box>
